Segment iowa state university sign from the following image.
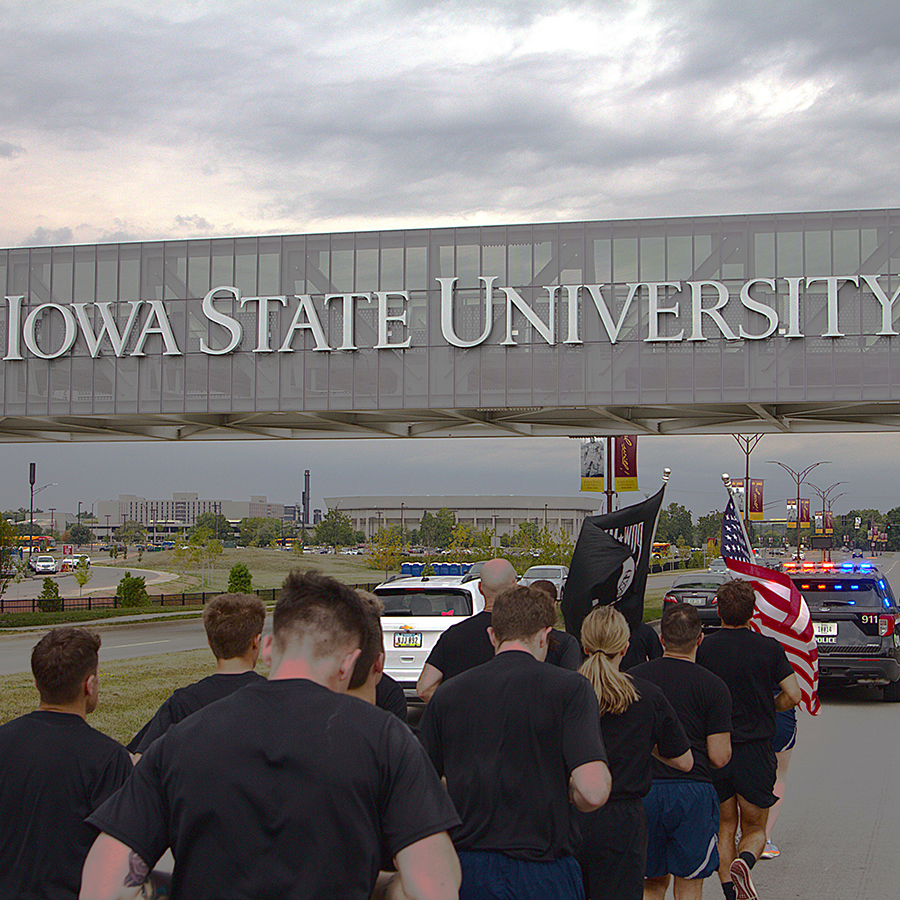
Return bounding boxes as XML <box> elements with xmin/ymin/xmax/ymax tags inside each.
<box><xmin>4</xmin><ymin>275</ymin><xmax>900</xmax><ymax>360</ymax></box>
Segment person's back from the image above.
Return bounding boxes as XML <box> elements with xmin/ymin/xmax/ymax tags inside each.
<box><xmin>128</xmin><ymin>592</ymin><xmax>266</xmax><ymax>755</ymax></box>
<box><xmin>0</xmin><ymin>628</ymin><xmax>131</xmax><ymax>900</ymax></box>
<box><xmin>419</xmin><ymin>584</ymin><xmax>609</xmax><ymax>900</ymax></box>
<box><xmin>84</xmin><ymin>571</ymin><xmax>461</xmax><ymax>900</ymax></box>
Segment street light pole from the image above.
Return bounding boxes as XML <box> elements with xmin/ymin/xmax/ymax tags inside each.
<box><xmin>768</xmin><ymin>460</ymin><xmax>829</xmax><ymax>561</ymax></box>
<box><xmin>809</xmin><ymin>481</ymin><xmax>846</xmax><ymax>562</ymax></box>
<box><xmin>29</xmin><ymin>463</ymin><xmax>36</xmax><ymax>558</ymax></box>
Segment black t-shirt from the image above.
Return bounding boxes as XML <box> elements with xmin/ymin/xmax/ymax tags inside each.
<box><xmin>698</xmin><ymin>628</ymin><xmax>794</xmax><ymax>743</ymax></box>
<box><xmin>0</xmin><ymin>711</ymin><xmax>132</xmax><ymax>899</ymax></box>
<box><xmin>90</xmin><ymin>679</ymin><xmax>459</xmax><ymax>900</ymax></box>
<box><xmin>621</xmin><ymin>622</ymin><xmax>663</xmax><ymax>671</ymax></box>
<box><xmin>631</xmin><ymin>656</ymin><xmax>732</xmax><ymax>783</ymax></box>
<box><xmin>426</xmin><ymin>611</ymin><xmax>583</xmax><ymax>680</ymax></box>
<box><xmin>547</xmin><ymin>628</ymin><xmax>584</xmax><ymax>670</ymax></box>
<box><xmin>425</xmin><ymin>610</ymin><xmax>493</xmax><ymax>681</ymax></box>
<box><xmin>376</xmin><ymin>672</ymin><xmax>408</xmax><ymax>722</ymax></box>
<box><xmin>596</xmin><ymin>676</ymin><xmax>689</xmax><ymax>800</ymax></box>
<box><xmin>419</xmin><ymin>650</ymin><xmax>607</xmax><ymax>860</ymax></box>
<box><xmin>128</xmin><ymin>670</ymin><xmax>265</xmax><ymax>753</ymax></box>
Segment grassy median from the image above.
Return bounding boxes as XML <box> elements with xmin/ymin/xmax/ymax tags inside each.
<box><xmin>0</xmin><ymin>649</ymin><xmax>270</xmax><ymax>746</ymax></box>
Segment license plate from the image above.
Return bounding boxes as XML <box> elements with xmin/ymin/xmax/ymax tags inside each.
<box><xmin>393</xmin><ymin>632</ymin><xmax>422</xmax><ymax>648</ymax></box>
<box><xmin>683</xmin><ymin>596</ymin><xmax>706</xmax><ymax>606</ymax></box>
<box><xmin>813</xmin><ymin>622</ymin><xmax>838</xmax><ymax>636</ymax></box>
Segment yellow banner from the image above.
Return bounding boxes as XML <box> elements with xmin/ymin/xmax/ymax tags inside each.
<box><xmin>581</xmin><ymin>476</ymin><xmax>605</xmax><ymax>492</ymax></box>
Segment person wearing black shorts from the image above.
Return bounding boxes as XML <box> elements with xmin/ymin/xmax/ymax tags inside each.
<box><xmin>82</xmin><ymin>571</ymin><xmax>461</xmax><ymax>900</ymax></box>
<box><xmin>633</xmin><ymin>603</ymin><xmax>733</xmax><ymax>900</ymax></box>
<box><xmin>419</xmin><ymin>584</ymin><xmax>611</xmax><ymax>900</ymax></box>
<box><xmin>698</xmin><ymin>580</ymin><xmax>801</xmax><ymax>900</ymax></box>
<box><xmin>576</xmin><ymin>605</ymin><xmax>692</xmax><ymax>900</ymax></box>
<box><xmin>0</xmin><ymin>628</ymin><xmax>132</xmax><ymax>899</ymax></box>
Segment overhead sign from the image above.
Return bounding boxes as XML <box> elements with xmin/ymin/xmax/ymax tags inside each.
<box><xmin>6</xmin><ymin>274</ymin><xmax>900</xmax><ymax>361</ymax></box>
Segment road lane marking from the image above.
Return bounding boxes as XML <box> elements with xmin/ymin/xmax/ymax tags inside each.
<box><xmin>106</xmin><ymin>640</ymin><xmax>171</xmax><ymax>649</ymax></box>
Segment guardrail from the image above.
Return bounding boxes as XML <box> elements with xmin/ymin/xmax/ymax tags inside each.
<box><xmin>0</xmin><ymin>583</ymin><xmax>382</xmax><ymax>614</ymax></box>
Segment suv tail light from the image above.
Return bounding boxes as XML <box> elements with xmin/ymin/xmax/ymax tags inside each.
<box><xmin>663</xmin><ymin>593</ymin><xmax>677</xmax><ymax>604</ymax></box>
<box><xmin>879</xmin><ymin>615</ymin><xmax>897</xmax><ymax>637</ymax></box>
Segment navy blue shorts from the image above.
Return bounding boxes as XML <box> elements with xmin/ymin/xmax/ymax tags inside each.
<box><xmin>643</xmin><ymin>780</ymin><xmax>720</xmax><ymax>880</ymax></box>
<box><xmin>457</xmin><ymin>850</ymin><xmax>584</xmax><ymax>900</ymax></box>
<box><xmin>771</xmin><ymin>709</ymin><xmax>797</xmax><ymax>753</ymax></box>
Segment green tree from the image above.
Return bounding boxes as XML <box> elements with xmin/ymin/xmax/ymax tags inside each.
<box><xmin>114</xmin><ymin>520</ymin><xmax>147</xmax><ymax>558</ymax></box>
<box><xmin>420</xmin><ymin>508</ymin><xmax>455</xmax><ymax>550</ymax></box>
<box><xmin>116</xmin><ymin>571</ymin><xmax>150</xmax><ymax>607</ymax></box>
<box><xmin>227</xmin><ymin>563</ymin><xmax>253</xmax><ymax>593</ymax></box>
<box><xmin>73</xmin><ymin>556</ymin><xmax>93</xmax><ymax>597</ymax></box>
<box><xmin>69</xmin><ymin>523</ymin><xmax>94</xmax><ymax>546</ymax></box>
<box><xmin>656</xmin><ymin>503</ymin><xmax>694</xmax><ymax>546</ymax></box>
<box><xmin>512</xmin><ymin>521</ymin><xmax>539</xmax><ymax>549</ymax></box>
<box><xmin>533</xmin><ymin>528</ymin><xmax>575</xmax><ymax>567</ymax></box>
<box><xmin>190</xmin><ymin>531</ymin><xmax>223</xmax><ymax>588</ymax></box>
<box><xmin>189</xmin><ymin>512</ymin><xmax>234</xmax><ymax>541</ymax></box>
<box><xmin>38</xmin><ymin>577</ymin><xmax>62</xmax><ymax>612</ymax></box>
<box><xmin>366</xmin><ymin>526</ymin><xmax>405</xmax><ymax>578</ymax></box>
<box><xmin>313</xmin><ymin>509</ymin><xmax>354</xmax><ymax>549</ymax></box>
<box><xmin>238</xmin><ymin>517</ymin><xmax>283</xmax><ymax>547</ymax></box>
<box><xmin>695</xmin><ymin>510</ymin><xmax>722</xmax><ymax>544</ymax></box>
<box><xmin>0</xmin><ymin>515</ymin><xmax>18</xmax><ymax>598</ymax></box>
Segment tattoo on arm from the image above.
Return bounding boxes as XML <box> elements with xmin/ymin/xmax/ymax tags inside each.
<box><xmin>124</xmin><ymin>852</ymin><xmax>150</xmax><ymax>887</ymax></box>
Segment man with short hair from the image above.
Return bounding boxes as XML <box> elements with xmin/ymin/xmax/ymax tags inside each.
<box><xmin>698</xmin><ymin>580</ymin><xmax>801</xmax><ymax>900</ymax></box>
<box><xmin>128</xmin><ymin>592</ymin><xmax>267</xmax><ymax>756</ymax></box>
<box><xmin>0</xmin><ymin>627</ymin><xmax>132</xmax><ymax>899</ymax></box>
<box><xmin>419</xmin><ymin>584</ymin><xmax>610</xmax><ymax>900</ymax></box>
<box><xmin>350</xmin><ymin>591</ymin><xmax>407</xmax><ymax>722</ymax></box>
<box><xmin>632</xmin><ymin>603</ymin><xmax>732</xmax><ymax>900</ymax></box>
<box><xmin>530</xmin><ymin>579</ymin><xmax>583</xmax><ymax>669</ymax></box>
<box><xmin>82</xmin><ymin>570</ymin><xmax>461</xmax><ymax>900</ymax></box>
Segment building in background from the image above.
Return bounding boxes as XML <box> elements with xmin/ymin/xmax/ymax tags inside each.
<box><xmin>326</xmin><ymin>496</ymin><xmax>599</xmax><ymax>541</ymax></box>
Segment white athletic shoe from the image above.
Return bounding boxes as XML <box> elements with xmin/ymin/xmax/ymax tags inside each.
<box><xmin>761</xmin><ymin>840</ymin><xmax>780</xmax><ymax>859</ymax></box>
<box><xmin>730</xmin><ymin>858</ymin><xmax>759</xmax><ymax>900</ymax></box>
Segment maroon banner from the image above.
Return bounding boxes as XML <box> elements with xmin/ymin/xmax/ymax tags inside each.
<box><xmin>614</xmin><ymin>436</ymin><xmax>639</xmax><ymax>492</ymax></box>
<box><xmin>800</xmin><ymin>499</ymin><xmax>811</xmax><ymax>527</ymax></box>
<box><xmin>825</xmin><ymin>511</ymin><xmax>833</xmax><ymax>535</ymax></box>
<box><xmin>750</xmin><ymin>479</ymin><xmax>764</xmax><ymax>521</ymax></box>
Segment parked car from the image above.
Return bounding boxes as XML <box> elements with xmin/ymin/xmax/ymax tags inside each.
<box><xmin>663</xmin><ymin>572</ymin><xmax>731</xmax><ymax>630</ymax></box>
<box><xmin>519</xmin><ymin>565</ymin><xmax>569</xmax><ymax>599</ymax></box>
<box><xmin>60</xmin><ymin>555</ymin><xmax>91</xmax><ymax>570</ymax></box>
<box><xmin>374</xmin><ymin>576</ymin><xmax>484</xmax><ymax>698</ymax></box>
<box><xmin>708</xmin><ymin>558</ymin><xmax>729</xmax><ymax>574</ymax></box>
<box><xmin>28</xmin><ymin>555</ymin><xmax>59</xmax><ymax>574</ymax></box>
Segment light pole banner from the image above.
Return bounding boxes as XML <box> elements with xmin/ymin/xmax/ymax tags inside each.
<box><xmin>614</xmin><ymin>436</ymin><xmax>639</xmax><ymax>492</ymax></box>
<box><xmin>787</xmin><ymin>500</ymin><xmax>798</xmax><ymax>528</ymax></box>
<box><xmin>750</xmin><ymin>479</ymin><xmax>764</xmax><ymax>521</ymax></box>
<box><xmin>580</xmin><ymin>441</ymin><xmax>605</xmax><ymax>492</ymax></box>
<box><xmin>825</xmin><ymin>511</ymin><xmax>833</xmax><ymax>534</ymax></box>
<box><xmin>731</xmin><ymin>479</ymin><xmax>745</xmax><ymax>495</ymax></box>
<box><xmin>800</xmin><ymin>499</ymin><xmax>811</xmax><ymax>528</ymax></box>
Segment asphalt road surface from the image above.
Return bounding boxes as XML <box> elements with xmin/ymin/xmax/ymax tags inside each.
<box><xmin>5</xmin><ymin>563</ymin><xmax>176</xmax><ymax>601</ymax></box>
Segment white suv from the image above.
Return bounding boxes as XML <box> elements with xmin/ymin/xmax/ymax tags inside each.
<box><xmin>374</xmin><ymin>576</ymin><xmax>485</xmax><ymax>697</ymax></box>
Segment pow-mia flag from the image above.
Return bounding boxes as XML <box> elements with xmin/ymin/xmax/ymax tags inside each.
<box><xmin>562</xmin><ymin>485</ymin><xmax>667</xmax><ymax>640</ymax></box>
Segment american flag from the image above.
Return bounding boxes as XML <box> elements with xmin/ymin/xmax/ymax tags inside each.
<box><xmin>721</xmin><ymin>498</ymin><xmax>820</xmax><ymax>715</ymax></box>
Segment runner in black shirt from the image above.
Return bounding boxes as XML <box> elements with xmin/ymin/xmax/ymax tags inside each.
<box><xmin>417</xmin><ymin>557</ymin><xmax>518</xmax><ymax>700</ymax></box>
<box><xmin>0</xmin><ymin>628</ymin><xmax>132</xmax><ymax>900</ymax></box>
<box><xmin>697</xmin><ymin>579</ymin><xmax>800</xmax><ymax>900</ymax></box>
<box><xmin>349</xmin><ymin>591</ymin><xmax>408</xmax><ymax>722</ymax></box>
<box><xmin>419</xmin><ymin>584</ymin><xmax>610</xmax><ymax>900</ymax></box>
<box><xmin>82</xmin><ymin>570</ymin><xmax>461</xmax><ymax>900</ymax></box>
<box><xmin>576</xmin><ymin>606</ymin><xmax>692</xmax><ymax>900</ymax></box>
<box><xmin>128</xmin><ymin>592</ymin><xmax>266</xmax><ymax>757</ymax></box>
<box><xmin>532</xmin><ymin>579</ymin><xmax>584</xmax><ymax>670</ymax></box>
<box><xmin>633</xmin><ymin>604</ymin><xmax>732</xmax><ymax>900</ymax></box>
<box><xmin>621</xmin><ymin>620</ymin><xmax>663</xmax><ymax>670</ymax></box>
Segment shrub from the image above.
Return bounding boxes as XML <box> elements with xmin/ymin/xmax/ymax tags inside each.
<box><xmin>116</xmin><ymin>571</ymin><xmax>149</xmax><ymax>607</ymax></box>
<box><xmin>37</xmin><ymin>577</ymin><xmax>62</xmax><ymax>612</ymax></box>
<box><xmin>227</xmin><ymin>562</ymin><xmax>252</xmax><ymax>593</ymax></box>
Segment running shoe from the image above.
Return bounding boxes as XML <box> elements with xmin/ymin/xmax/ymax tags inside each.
<box><xmin>761</xmin><ymin>840</ymin><xmax>780</xmax><ymax>859</ymax></box>
<box><xmin>730</xmin><ymin>858</ymin><xmax>759</xmax><ymax>900</ymax></box>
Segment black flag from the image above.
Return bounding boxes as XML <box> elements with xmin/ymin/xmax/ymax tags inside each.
<box><xmin>562</xmin><ymin>485</ymin><xmax>666</xmax><ymax>639</ymax></box>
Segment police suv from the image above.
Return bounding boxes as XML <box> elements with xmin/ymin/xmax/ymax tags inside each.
<box><xmin>374</xmin><ymin>575</ymin><xmax>485</xmax><ymax>698</ymax></box>
<box><xmin>785</xmin><ymin>560</ymin><xmax>900</xmax><ymax>702</ymax></box>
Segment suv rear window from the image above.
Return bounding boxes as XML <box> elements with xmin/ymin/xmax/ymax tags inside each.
<box><xmin>376</xmin><ymin>589</ymin><xmax>474</xmax><ymax>616</ymax></box>
<box><xmin>796</xmin><ymin>579</ymin><xmax>892</xmax><ymax>611</ymax></box>
<box><xmin>525</xmin><ymin>567</ymin><xmax>562</xmax><ymax>578</ymax></box>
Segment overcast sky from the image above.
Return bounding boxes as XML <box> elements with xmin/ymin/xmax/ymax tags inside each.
<box><xmin>3</xmin><ymin>1</ymin><xmax>900</xmax><ymax>519</ymax></box>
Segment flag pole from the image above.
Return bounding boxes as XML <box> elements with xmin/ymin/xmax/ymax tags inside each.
<box><xmin>722</xmin><ymin>472</ymin><xmax>754</xmax><ymax>554</ymax></box>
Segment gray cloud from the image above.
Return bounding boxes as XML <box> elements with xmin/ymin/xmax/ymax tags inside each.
<box><xmin>20</xmin><ymin>226</ymin><xmax>75</xmax><ymax>246</ymax></box>
<box><xmin>0</xmin><ymin>141</ymin><xmax>25</xmax><ymax>158</ymax></box>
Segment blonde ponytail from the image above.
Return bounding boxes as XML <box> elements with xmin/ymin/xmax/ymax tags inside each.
<box><xmin>579</xmin><ymin>605</ymin><xmax>639</xmax><ymax>715</ymax></box>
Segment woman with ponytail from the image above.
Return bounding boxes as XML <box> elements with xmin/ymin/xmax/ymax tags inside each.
<box><xmin>576</xmin><ymin>606</ymin><xmax>693</xmax><ymax>900</ymax></box>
